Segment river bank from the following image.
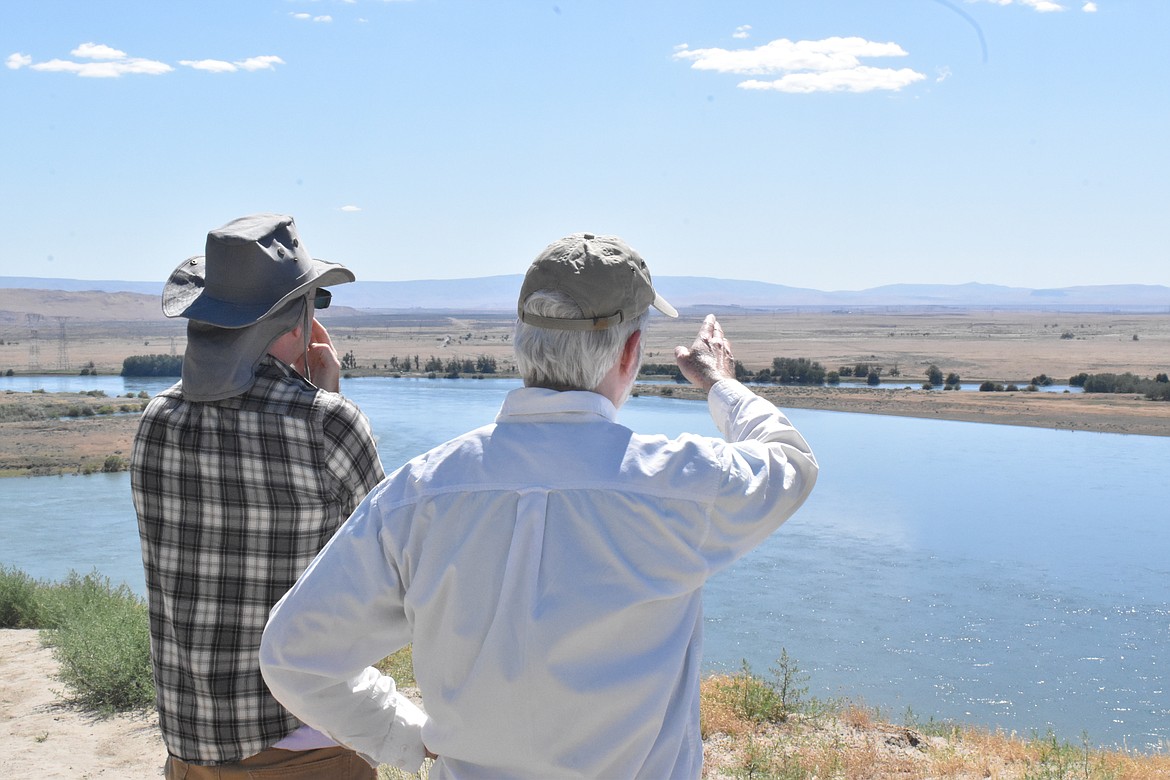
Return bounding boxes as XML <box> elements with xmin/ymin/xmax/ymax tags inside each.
<box><xmin>3</xmin><ymin>629</ymin><xmax>1167</xmax><ymax>779</ymax></box>
<box><xmin>1</xmin><ymin>382</ymin><xmax>1166</xmax><ymax>477</ymax></box>
<box><xmin>634</xmin><ymin>382</ymin><xmax>1170</xmax><ymax>437</ymax></box>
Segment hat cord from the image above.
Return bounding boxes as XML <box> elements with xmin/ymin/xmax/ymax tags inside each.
<box><xmin>300</xmin><ymin>295</ymin><xmax>313</xmax><ymax>385</ymax></box>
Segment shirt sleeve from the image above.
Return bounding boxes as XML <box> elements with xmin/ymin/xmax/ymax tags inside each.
<box><xmin>320</xmin><ymin>395</ymin><xmax>387</xmax><ymax>514</ymax></box>
<box><xmin>698</xmin><ymin>378</ymin><xmax>819</xmax><ymax>572</ymax></box>
<box><xmin>260</xmin><ymin>492</ymin><xmax>430</xmax><ymax>771</ymax></box>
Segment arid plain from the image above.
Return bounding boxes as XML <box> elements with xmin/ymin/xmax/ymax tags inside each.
<box><xmin>3</xmin><ymin>291</ymin><xmax>1166</xmax><ymax>382</ymax></box>
<box><xmin>1</xmin><ymin>290</ymin><xmax>1169</xmax><ymax>477</ymax></box>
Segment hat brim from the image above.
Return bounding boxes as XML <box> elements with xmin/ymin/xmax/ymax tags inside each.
<box><xmin>653</xmin><ymin>291</ymin><xmax>678</xmax><ymax>319</ymax></box>
<box><xmin>162</xmin><ymin>256</ymin><xmax>354</xmax><ymax>329</ymax></box>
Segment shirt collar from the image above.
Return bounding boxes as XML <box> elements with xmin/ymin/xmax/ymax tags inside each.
<box><xmin>495</xmin><ymin>386</ymin><xmax>619</xmax><ymax>424</ymax></box>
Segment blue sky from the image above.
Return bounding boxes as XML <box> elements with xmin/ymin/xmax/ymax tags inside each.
<box><xmin>2</xmin><ymin>0</ymin><xmax>1166</xmax><ymax>291</ymax></box>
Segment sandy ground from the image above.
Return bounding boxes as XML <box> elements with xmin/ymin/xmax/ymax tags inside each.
<box><xmin>0</xmin><ymin>629</ymin><xmax>166</xmax><ymax>778</ymax></box>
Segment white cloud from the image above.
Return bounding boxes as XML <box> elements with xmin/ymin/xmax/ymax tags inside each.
<box><xmin>179</xmin><ymin>59</ymin><xmax>238</xmax><ymax>73</ymax></box>
<box><xmin>740</xmin><ymin>66</ymin><xmax>926</xmax><ymax>94</ymax></box>
<box><xmin>339</xmin><ymin>205</ymin><xmax>362</xmax><ymax>212</ymax></box>
<box><xmin>968</xmin><ymin>0</ymin><xmax>1067</xmax><ymax>11</ymax></box>
<box><xmin>675</xmin><ymin>37</ymin><xmax>911</xmax><ymax>75</ymax></box>
<box><xmin>936</xmin><ymin>66</ymin><xmax>952</xmax><ymax>83</ymax></box>
<box><xmin>31</xmin><ymin>56</ymin><xmax>172</xmax><ymax>78</ymax></box>
<box><xmin>18</xmin><ymin>40</ymin><xmax>172</xmax><ymax>77</ymax></box>
<box><xmin>673</xmin><ymin>36</ymin><xmax>925</xmax><ymax>94</ymax></box>
<box><xmin>236</xmin><ymin>55</ymin><xmax>285</xmax><ymax>71</ymax></box>
<box><xmin>733</xmin><ymin>25</ymin><xmax>752</xmax><ymax>40</ymax></box>
<box><xmin>12</xmin><ymin>43</ymin><xmax>285</xmax><ymax>78</ymax></box>
<box><xmin>1082</xmin><ymin>1</ymin><xmax>1098</xmax><ymax>11</ymax></box>
<box><xmin>291</xmin><ymin>12</ymin><xmax>312</xmax><ymax>20</ymax></box>
<box><xmin>71</xmin><ymin>42</ymin><xmax>127</xmax><ymax>60</ymax></box>
<box><xmin>314</xmin><ymin>15</ymin><xmax>333</xmax><ymax>22</ymax></box>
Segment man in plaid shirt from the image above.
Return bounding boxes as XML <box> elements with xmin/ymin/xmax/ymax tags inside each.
<box><xmin>131</xmin><ymin>213</ymin><xmax>385</xmax><ymax>779</ymax></box>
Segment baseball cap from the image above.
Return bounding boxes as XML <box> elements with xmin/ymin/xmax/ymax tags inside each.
<box><xmin>517</xmin><ymin>232</ymin><xmax>677</xmax><ymax>331</ymax></box>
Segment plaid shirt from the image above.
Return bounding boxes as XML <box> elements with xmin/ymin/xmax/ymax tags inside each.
<box><xmin>131</xmin><ymin>356</ymin><xmax>385</xmax><ymax>764</ymax></box>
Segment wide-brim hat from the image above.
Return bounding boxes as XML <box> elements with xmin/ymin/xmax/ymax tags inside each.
<box><xmin>162</xmin><ymin>213</ymin><xmax>354</xmax><ymax>328</ymax></box>
<box><xmin>517</xmin><ymin>232</ymin><xmax>677</xmax><ymax>331</ymax></box>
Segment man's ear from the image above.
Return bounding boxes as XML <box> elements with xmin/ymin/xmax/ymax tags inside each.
<box><xmin>621</xmin><ymin>330</ymin><xmax>642</xmax><ymax>374</ymax></box>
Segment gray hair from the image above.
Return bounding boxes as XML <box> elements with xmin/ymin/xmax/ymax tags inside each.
<box><xmin>514</xmin><ymin>290</ymin><xmax>647</xmax><ymax>391</ymax></box>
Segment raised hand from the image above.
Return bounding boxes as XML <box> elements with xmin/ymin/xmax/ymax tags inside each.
<box><xmin>674</xmin><ymin>314</ymin><xmax>736</xmax><ymax>392</ymax></box>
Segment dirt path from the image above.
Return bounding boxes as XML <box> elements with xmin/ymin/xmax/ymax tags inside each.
<box><xmin>0</xmin><ymin>629</ymin><xmax>166</xmax><ymax>779</ymax></box>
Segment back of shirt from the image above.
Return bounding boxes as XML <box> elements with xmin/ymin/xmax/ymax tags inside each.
<box><xmin>261</xmin><ymin>383</ymin><xmax>817</xmax><ymax>778</ymax></box>
<box><xmin>132</xmin><ymin>360</ymin><xmax>385</xmax><ymax>763</ymax></box>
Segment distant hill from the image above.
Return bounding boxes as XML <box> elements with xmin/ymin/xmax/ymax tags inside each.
<box><xmin>0</xmin><ymin>288</ymin><xmax>170</xmax><ymax>323</ymax></box>
<box><xmin>0</xmin><ymin>277</ymin><xmax>163</xmax><ymax>297</ymax></box>
<box><xmin>2</xmin><ymin>275</ymin><xmax>1169</xmax><ymax>316</ymax></box>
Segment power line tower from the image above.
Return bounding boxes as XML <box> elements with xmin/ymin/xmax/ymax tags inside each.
<box><xmin>56</xmin><ymin>316</ymin><xmax>70</xmax><ymax>370</ymax></box>
<box><xmin>26</xmin><ymin>313</ymin><xmax>42</xmax><ymax>370</ymax></box>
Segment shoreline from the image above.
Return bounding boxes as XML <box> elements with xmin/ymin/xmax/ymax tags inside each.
<box><xmin>0</xmin><ymin>382</ymin><xmax>1166</xmax><ymax>477</ymax></box>
<box><xmin>4</xmin><ymin>628</ymin><xmax>1167</xmax><ymax>779</ymax></box>
<box><xmin>633</xmin><ymin>382</ymin><xmax>1170</xmax><ymax>437</ymax></box>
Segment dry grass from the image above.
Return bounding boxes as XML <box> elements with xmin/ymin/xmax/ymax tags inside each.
<box><xmin>381</xmin><ymin>656</ymin><xmax>1170</xmax><ymax>778</ymax></box>
<box><xmin>698</xmin><ymin>674</ymin><xmax>1170</xmax><ymax>780</ymax></box>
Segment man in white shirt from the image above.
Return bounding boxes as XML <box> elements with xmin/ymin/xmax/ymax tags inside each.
<box><xmin>260</xmin><ymin>232</ymin><xmax>819</xmax><ymax>778</ymax></box>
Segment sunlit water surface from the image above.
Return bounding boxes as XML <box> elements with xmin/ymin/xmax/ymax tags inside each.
<box><xmin>1</xmin><ymin>375</ymin><xmax>1166</xmax><ymax>749</ymax></box>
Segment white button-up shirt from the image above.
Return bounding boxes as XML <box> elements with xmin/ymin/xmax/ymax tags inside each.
<box><xmin>261</xmin><ymin>380</ymin><xmax>817</xmax><ymax>778</ymax></box>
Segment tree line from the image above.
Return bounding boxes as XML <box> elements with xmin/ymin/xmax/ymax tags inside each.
<box><xmin>1071</xmin><ymin>372</ymin><xmax>1170</xmax><ymax>401</ymax></box>
<box><xmin>121</xmin><ymin>355</ymin><xmax>182</xmax><ymax>377</ymax></box>
<box><xmin>122</xmin><ymin>350</ymin><xmax>1168</xmax><ymax>401</ymax></box>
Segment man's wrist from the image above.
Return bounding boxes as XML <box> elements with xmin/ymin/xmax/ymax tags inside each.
<box><xmin>696</xmin><ymin>371</ymin><xmax>734</xmax><ymax>392</ymax></box>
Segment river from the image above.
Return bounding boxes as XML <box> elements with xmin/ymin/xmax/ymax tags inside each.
<box><xmin>1</xmin><ymin>374</ymin><xmax>1166</xmax><ymax>750</ymax></box>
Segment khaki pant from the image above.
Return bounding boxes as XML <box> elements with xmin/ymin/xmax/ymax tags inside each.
<box><xmin>164</xmin><ymin>746</ymin><xmax>377</xmax><ymax>780</ymax></box>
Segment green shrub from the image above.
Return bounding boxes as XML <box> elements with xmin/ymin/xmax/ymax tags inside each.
<box><xmin>102</xmin><ymin>455</ymin><xmax>128</xmax><ymax>472</ymax></box>
<box><xmin>768</xmin><ymin>357</ymin><xmax>827</xmax><ymax>386</ymax></box>
<box><xmin>39</xmin><ymin>571</ymin><xmax>154</xmax><ymax>712</ymax></box>
<box><xmin>0</xmin><ymin>565</ymin><xmax>48</xmax><ymax>628</ymax></box>
<box><xmin>1</xmin><ymin>568</ymin><xmax>156</xmax><ymax>712</ymax></box>
<box><xmin>716</xmin><ymin>649</ymin><xmax>809</xmax><ymax>727</ymax></box>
